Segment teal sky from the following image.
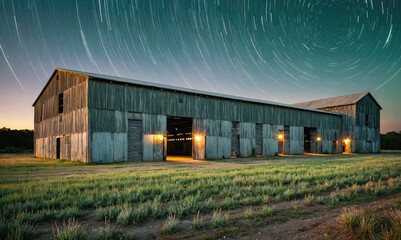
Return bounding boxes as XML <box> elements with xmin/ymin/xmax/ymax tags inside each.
<box><xmin>0</xmin><ymin>0</ymin><xmax>400</xmax><ymax>133</ymax></box>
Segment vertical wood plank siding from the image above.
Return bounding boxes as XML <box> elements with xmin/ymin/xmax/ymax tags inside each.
<box><xmin>88</xmin><ymin>80</ymin><xmax>341</xmax><ymax>129</ymax></box>
<box><xmin>34</xmin><ymin>70</ymin><xmax>380</xmax><ymax>162</ymax></box>
<box><xmin>86</xmin><ymin>79</ymin><xmax>343</xmax><ymax>161</ymax></box>
<box><xmin>318</xmin><ymin>94</ymin><xmax>380</xmax><ymax>153</ymax></box>
<box><xmin>355</xmin><ymin>95</ymin><xmax>381</xmax><ymax>152</ymax></box>
<box><xmin>33</xmin><ymin>71</ymin><xmax>89</xmax><ymax>162</ymax></box>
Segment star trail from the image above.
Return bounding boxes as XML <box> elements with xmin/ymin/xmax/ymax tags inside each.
<box><xmin>0</xmin><ymin>0</ymin><xmax>400</xmax><ymax>132</ymax></box>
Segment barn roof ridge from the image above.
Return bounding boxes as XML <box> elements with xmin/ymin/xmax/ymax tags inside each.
<box><xmin>293</xmin><ymin>92</ymin><xmax>382</xmax><ymax>110</ymax></box>
<box><xmin>33</xmin><ymin>68</ymin><xmax>341</xmax><ymax>116</ymax></box>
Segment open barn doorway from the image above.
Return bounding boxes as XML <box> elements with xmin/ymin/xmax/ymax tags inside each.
<box><xmin>304</xmin><ymin>127</ymin><xmax>317</xmax><ymax>153</ymax></box>
<box><xmin>166</xmin><ymin>116</ymin><xmax>193</xmax><ymax>160</ymax></box>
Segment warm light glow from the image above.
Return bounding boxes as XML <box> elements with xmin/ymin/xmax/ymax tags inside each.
<box><xmin>194</xmin><ymin>135</ymin><xmax>202</xmax><ymax>141</ymax></box>
<box><xmin>344</xmin><ymin>138</ymin><xmax>350</xmax><ymax>144</ymax></box>
<box><xmin>316</xmin><ymin>137</ymin><xmax>321</xmax><ymax>141</ymax></box>
<box><xmin>156</xmin><ymin>135</ymin><xmax>164</xmax><ymax>140</ymax></box>
<box><xmin>278</xmin><ymin>134</ymin><xmax>283</xmax><ymax>140</ymax></box>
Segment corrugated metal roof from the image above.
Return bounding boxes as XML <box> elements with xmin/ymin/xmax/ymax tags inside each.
<box><xmin>293</xmin><ymin>92</ymin><xmax>382</xmax><ymax>110</ymax></box>
<box><xmin>33</xmin><ymin>68</ymin><xmax>341</xmax><ymax>116</ymax></box>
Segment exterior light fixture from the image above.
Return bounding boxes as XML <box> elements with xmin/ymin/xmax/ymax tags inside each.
<box><xmin>195</xmin><ymin>135</ymin><xmax>202</xmax><ymax>141</ymax></box>
<box><xmin>344</xmin><ymin>138</ymin><xmax>350</xmax><ymax>144</ymax></box>
<box><xmin>278</xmin><ymin>134</ymin><xmax>284</xmax><ymax>140</ymax></box>
<box><xmin>316</xmin><ymin>137</ymin><xmax>321</xmax><ymax>141</ymax></box>
<box><xmin>156</xmin><ymin>135</ymin><xmax>164</xmax><ymax>140</ymax></box>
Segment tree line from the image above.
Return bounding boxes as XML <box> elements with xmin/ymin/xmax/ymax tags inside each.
<box><xmin>380</xmin><ymin>131</ymin><xmax>401</xmax><ymax>150</ymax></box>
<box><xmin>0</xmin><ymin>127</ymin><xmax>33</xmax><ymax>153</ymax></box>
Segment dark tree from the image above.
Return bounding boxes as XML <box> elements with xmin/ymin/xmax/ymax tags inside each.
<box><xmin>0</xmin><ymin>128</ymin><xmax>34</xmax><ymax>153</ymax></box>
<box><xmin>380</xmin><ymin>131</ymin><xmax>401</xmax><ymax>150</ymax></box>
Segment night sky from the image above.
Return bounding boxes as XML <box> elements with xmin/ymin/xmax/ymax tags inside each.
<box><xmin>0</xmin><ymin>0</ymin><xmax>400</xmax><ymax>132</ymax></box>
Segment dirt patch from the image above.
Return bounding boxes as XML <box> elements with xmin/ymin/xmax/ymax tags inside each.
<box><xmin>32</xmin><ymin>191</ymin><xmax>401</xmax><ymax>240</ymax></box>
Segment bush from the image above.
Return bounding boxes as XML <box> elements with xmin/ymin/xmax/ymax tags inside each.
<box><xmin>92</xmin><ymin>221</ymin><xmax>134</xmax><ymax>240</ymax></box>
<box><xmin>16</xmin><ymin>209</ymin><xmax>55</xmax><ymax>223</ymax></box>
<box><xmin>161</xmin><ymin>215</ymin><xmax>179</xmax><ymax>234</ymax></box>
<box><xmin>388</xmin><ymin>209</ymin><xmax>401</xmax><ymax>239</ymax></box>
<box><xmin>192</xmin><ymin>211</ymin><xmax>204</xmax><ymax>230</ymax></box>
<box><xmin>211</xmin><ymin>209</ymin><xmax>229</xmax><ymax>228</ymax></box>
<box><xmin>166</xmin><ymin>201</ymin><xmax>183</xmax><ymax>219</ymax></box>
<box><xmin>56</xmin><ymin>206</ymin><xmax>85</xmax><ymax>220</ymax></box>
<box><xmin>339</xmin><ymin>207</ymin><xmax>362</xmax><ymax>231</ymax></box>
<box><xmin>258</xmin><ymin>206</ymin><xmax>273</xmax><ymax>217</ymax></box>
<box><xmin>304</xmin><ymin>194</ymin><xmax>315</xmax><ymax>206</ymax></box>
<box><xmin>200</xmin><ymin>198</ymin><xmax>215</xmax><ymax>211</ymax></box>
<box><xmin>51</xmin><ymin>218</ymin><xmax>85</xmax><ymax>240</ymax></box>
<box><xmin>116</xmin><ymin>206</ymin><xmax>133</xmax><ymax>226</ymax></box>
<box><xmin>0</xmin><ymin>218</ymin><xmax>34</xmax><ymax>240</ymax></box>
<box><xmin>180</xmin><ymin>195</ymin><xmax>199</xmax><ymax>215</ymax></box>
<box><xmin>95</xmin><ymin>205</ymin><xmax>122</xmax><ymax>221</ymax></box>
<box><xmin>220</xmin><ymin>197</ymin><xmax>240</xmax><ymax>210</ymax></box>
<box><xmin>150</xmin><ymin>198</ymin><xmax>164</xmax><ymax>219</ymax></box>
<box><xmin>244</xmin><ymin>206</ymin><xmax>253</xmax><ymax>219</ymax></box>
<box><xmin>116</xmin><ymin>204</ymin><xmax>150</xmax><ymax>225</ymax></box>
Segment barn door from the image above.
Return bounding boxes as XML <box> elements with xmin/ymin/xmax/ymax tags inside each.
<box><xmin>256</xmin><ymin>123</ymin><xmax>263</xmax><ymax>155</ymax></box>
<box><xmin>283</xmin><ymin>125</ymin><xmax>290</xmax><ymax>155</ymax></box>
<box><xmin>56</xmin><ymin>138</ymin><xmax>61</xmax><ymax>159</ymax></box>
<box><xmin>128</xmin><ymin>119</ymin><xmax>143</xmax><ymax>161</ymax></box>
<box><xmin>231</xmin><ymin>122</ymin><xmax>240</xmax><ymax>157</ymax></box>
<box><xmin>304</xmin><ymin>128</ymin><xmax>311</xmax><ymax>153</ymax></box>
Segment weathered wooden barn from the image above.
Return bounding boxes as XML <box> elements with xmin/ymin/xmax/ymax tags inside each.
<box><xmin>293</xmin><ymin>92</ymin><xmax>382</xmax><ymax>153</ymax></box>
<box><xmin>33</xmin><ymin>69</ymin><xmax>381</xmax><ymax>163</ymax></box>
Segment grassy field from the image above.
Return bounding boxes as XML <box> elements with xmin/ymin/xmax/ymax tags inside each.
<box><xmin>1</xmin><ymin>153</ymin><xmax>401</xmax><ymax>239</ymax></box>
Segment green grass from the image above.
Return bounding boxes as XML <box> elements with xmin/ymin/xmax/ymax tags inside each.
<box><xmin>50</xmin><ymin>218</ymin><xmax>84</xmax><ymax>240</ymax></box>
<box><xmin>339</xmin><ymin>207</ymin><xmax>401</xmax><ymax>239</ymax></box>
<box><xmin>92</xmin><ymin>221</ymin><xmax>134</xmax><ymax>240</ymax></box>
<box><xmin>257</xmin><ymin>206</ymin><xmax>273</xmax><ymax>217</ymax></box>
<box><xmin>161</xmin><ymin>215</ymin><xmax>179</xmax><ymax>234</ymax></box>
<box><xmin>0</xmin><ymin>218</ymin><xmax>34</xmax><ymax>240</ymax></box>
<box><xmin>244</xmin><ymin>206</ymin><xmax>254</xmax><ymax>219</ymax></box>
<box><xmin>1</xmin><ymin>154</ymin><xmax>401</xmax><ymax>238</ymax></box>
<box><xmin>211</xmin><ymin>209</ymin><xmax>229</xmax><ymax>228</ymax></box>
<box><xmin>192</xmin><ymin>211</ymin><xmax>204</xmax><ymax>230</ymax></box>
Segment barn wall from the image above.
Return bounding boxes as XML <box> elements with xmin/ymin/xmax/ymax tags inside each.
<box><xmin>88</xmin><ymin>109</ymin><xmax>166</xmax><ymax>163</ymax></box>
<box><xmin>87</xmin><ymin>80</ymin><xmax>342</xmax><ymax>160</ymax></box>
<box><xmin>33</xmin><ymin>70</ymin><xmax>89</xmax><ymax>162</ymax></box>
<box><xmin>88</xmin><ymin>80</ymin><xmax>342</xmax><ymax>130</ymax></box>
<box><xmin>317</xmin><ymin>128</ymin><xmax>341</xmax><ymax>154</ymax></box>
<box><xmin>290</xmin><ymin>126</ymin><xmax>304</xmax><ymax>155</ymax></box>
<box><xmin>355</xmin><ymin>95</ymin><xmax>381</xmax><ymax>153</ymax></box>
<box><xmin>319</xmin><ymin>105</ymin><xmax>356</xmax><ymax>152</ymax></box>
<box><xmin>193</xmin><ymin>119</ymin><xmax>231</xmax><ymax>159</ymax></box>
<box><xmin>262</xmin><ymin>124</ymin><xmax>283</xmax><ymax>156</ymax></box>
<box><xmin>319</xmin><ymin>95</ymin><xmax>381</xmax><ymax>153</ymax></box>
<box><xmin>239</xmin><ymin>122</ymin><xmax>256</xmax><ymax>157</ymax></box>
